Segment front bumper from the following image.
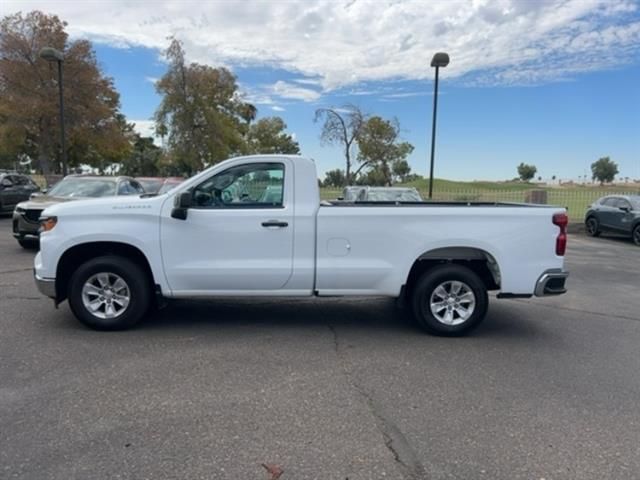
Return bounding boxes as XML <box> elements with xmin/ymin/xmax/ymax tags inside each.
<box><xmin>534</xmin><ymin>269</ymin><xmax>569</xmax><ymax>296</ymax></box>
<box><xmin>12</xmin><ymin>211</ymin><xmax>41</xmax><ymax>239</ymax></box>
<box><xmin>34</xmin><ymin>271</ymin><xmax>56</xmax><ymax>299</ymax></box>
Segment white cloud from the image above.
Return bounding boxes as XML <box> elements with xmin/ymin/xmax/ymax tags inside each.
<box><xmin>271</xmin><ymin>80</ymin><xmax>321</xmax><ymax>102</ymax></box>
<box><xmin>131</xmin><ymin>120</ymin><xmax>161</xmax><ymax>145</ymax></box>
<box><xmin>2</xmin><ymin>0</ymin><xmax>639</xmax><ymax>90</ymax></box>
<box><xmin>271</xmin><ymin>105</ymin><xmax>285</xmax><ymax>112</ymax></box>
<box><xmin>144</xmin><ymin>76</ymin><xmax>159</xmax><ymax>84</ymax></box>
<box><xmin>382</xmin><ymin>91</ymin><xmax>430</xmax><ymax>99</ymax></box>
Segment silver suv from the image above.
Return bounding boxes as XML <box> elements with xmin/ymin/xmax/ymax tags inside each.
<box><xmin>12</xmin><ymin>175</ymin><xmax>144</xmax><ymax>248</ymax></box>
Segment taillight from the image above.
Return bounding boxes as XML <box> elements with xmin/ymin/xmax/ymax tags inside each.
<box><xmin>553</xmin><ymin>212</ymin><xmax>568</xmax><ymax>256</ymax></box>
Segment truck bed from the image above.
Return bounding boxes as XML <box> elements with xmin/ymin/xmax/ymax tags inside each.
<box><xmin>323</xmin><ymin>200</ymin><xmax>561</xmax><ymax>208</ymax></box>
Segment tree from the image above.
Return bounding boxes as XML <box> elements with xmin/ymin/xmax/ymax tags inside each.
<box><xmin>591</xmin><ymin>156</ymin><xmax>618</xmax><ymax>185</ymax></box>
<box><xmin>356</xmin><ymin>116</ymin><xmax>414</xmax><ymax>186</ymax></box>
<box><xmin>0</xmin><ymin>11</ymin><xmax>131</xmax><ymax>174</ymax></box>
<box><xmin>392</xmin><ymin>159</ymin><xmax>412</xmax><ymax>183</ymax></box>
<box><xmin>246</xmin><ymin>117</ymin><xmax>299</xmax><ymax>155</ymax></box>
<box><xmin>517</xmin><ymin>163</ymin><xmax>537</xmax><ymax>182</ymax></box>
<box><xmin>402</xmin><ymin>173</ymin><xmax>423</xmax><ymax>183</ymax></box>
<box><xmin>355</xmin><ymin>168</ymin><xmax>387</xmax><ymax>186</ymax></box>
<box><xmin>118</xmin><ymin>134</ymin><xmax>162</xmax><ymax>177</ymax></box>
<box><xmin>154</xmin><ymin>38</ymin><xmax>254</xmax><ymax>175</ymax></box>
<box><xmin>314</xmin><ymin>105</ymin><xmax>364</xmax><ymax>186</ymax></box>
<box><xmin>322</xmin><ymin>168</ymin><xmax>346</xmax><ymax>188</ymax></box>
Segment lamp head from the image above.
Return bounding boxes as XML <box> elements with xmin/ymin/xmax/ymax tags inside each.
<box><xmin>39</xmin><ymin>47</ymin><xmax>64</xmax><ymax>62</ymax></box>
<box><xmin>430</xmin><ymin>52</ymin><xmax>450</xmax><ymax>68</ymax></box>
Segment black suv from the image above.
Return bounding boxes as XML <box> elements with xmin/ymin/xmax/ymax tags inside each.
<box><xmin>0</xmin><ymin>172</ymin><xmax>40</xmax><ymax>214</ymax></box>
<box><xmin>585</xmin><ymin>195</ymin><xmax>640</xmax><ymax>246</ymax></box>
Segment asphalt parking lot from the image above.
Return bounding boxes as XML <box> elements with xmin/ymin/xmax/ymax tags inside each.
<box><xmin>1</xmin><ymin>216</ymin><xmax>639</xmax><ymax>480</ymax></box>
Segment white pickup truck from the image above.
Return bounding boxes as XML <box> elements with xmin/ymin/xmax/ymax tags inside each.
<box><xmin>34</xmin><ymin>155</ymin><xmax>569</xmax><ymax>335</ymax></box>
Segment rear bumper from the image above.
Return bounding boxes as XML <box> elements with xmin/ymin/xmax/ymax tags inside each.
<box><xmin>534</xmin><ymin>269</ymin><xmax>569</xmax><ymax>297</ymax></box>
<box><xmin>34</xmin><ymin>271</ymin><xmax>56</xmax><ymax>299</ymax></box>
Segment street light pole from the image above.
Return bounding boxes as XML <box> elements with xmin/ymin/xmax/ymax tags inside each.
<box><xmin>56</xmin><ymin>59</ymin><xmax>68</xmax><ymax>177</ymax></box>
<box><xmin>428</xmin><ymin>52</ymin><xmax>449</xmax><ymax>200</ymax></box>
<box><xmin>39</xmin><ymin>47</ymin><xmax>68</xmax><ymax>176</ymax></box>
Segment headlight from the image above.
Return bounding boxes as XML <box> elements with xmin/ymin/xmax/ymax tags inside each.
<box><xmin>14</xmin><ymin>206</ymin><xmax>25</xmax><ymax>214</ymax></box>
<box><xmin>39</xmin><ymin>216</ymin><xmax>57</xmax><ymax>233</ymax></box>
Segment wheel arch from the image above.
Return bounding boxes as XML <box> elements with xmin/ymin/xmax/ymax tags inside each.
<box><xmin>585</xmin><ymin>211</ymin><xmax>599</xmax><ymax>222</ymax></box>
<box><xmin>403</xmin><ymin>247</ymin><xmax>501</xmax><ymax>298</ymax></box>
<box><xmin>55</xmin><ymin>241</ymin><xmax>157</xmax><ymax>303</ymax></box>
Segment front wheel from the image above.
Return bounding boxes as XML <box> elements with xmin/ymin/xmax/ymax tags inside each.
<box><xmin>68</xmin><ymin>256</ymin><xmax>151</xmax><ymax>330</ymax></box>
<box><xmin>633</xmin><ymin>225</ymin><xmax>640</xmax><ymax>247</ymax></box>
<box><xmin>411</xmin><ymin>264</ymin><xmax>488</xmax><ymax>336</ymax></box>
<box><xmin>585</xmin><ymin>217</ymin><xmax>601</xmax><ymax>237</ymax></box>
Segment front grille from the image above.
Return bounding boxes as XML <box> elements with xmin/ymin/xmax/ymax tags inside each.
<box><xmin>24</xmin><ymin>209</ymin><xmax>44</xmax><ymax>223</ymax></box>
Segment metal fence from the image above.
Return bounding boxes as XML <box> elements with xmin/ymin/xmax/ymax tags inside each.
<box><xmin>319</xmin><ymin>187</ymin><xmax>640</xmax><ymax>222</ymax></box>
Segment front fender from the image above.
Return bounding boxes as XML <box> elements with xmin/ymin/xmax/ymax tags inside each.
<box><xmin>37</xmin><ymin>212</ymin><xmax>170</xmax><ymax>295</ymax></box>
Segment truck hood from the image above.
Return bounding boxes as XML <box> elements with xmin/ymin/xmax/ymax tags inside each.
<box><xmin>42</xmin><ymin>194</ymin><xmax>166</xmax><ymax>217</ymax></box>
<box><xmin>16</xmin><ymin>195</ymin><xmax>78</xmax><ymax>210</ymax></box>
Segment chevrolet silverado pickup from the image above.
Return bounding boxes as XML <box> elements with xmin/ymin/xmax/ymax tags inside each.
<box><xmin>34</xmin><ymin>155</ymin><xmax>569</xmax><ymax>335</ymax></box>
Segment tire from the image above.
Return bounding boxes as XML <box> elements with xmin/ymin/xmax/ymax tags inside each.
<box><xmin>18</xmin><ymin>237</ymin><xmax>38</xmax><ymax>250</ymax></box>
<box><xmin>585</xmin><ymin>217</ymin><xmax>601</xmax><ymax>237</ymax></box>
<box><xmin>633</xmin><ymin>224</ymin><xmax>640</xmax><ymax>247</ymax></box>
<box><xmin>68</xmin><ymin>255</ymin><xmax>151</xmax><ymax>330</ymax></box>
<box><xmin>411</xmin><ymin>264</ymin><xmax>488</xmax><ymax>336</ymax></box>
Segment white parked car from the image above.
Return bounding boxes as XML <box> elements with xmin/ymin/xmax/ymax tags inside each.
<box><xmin>34</xmin><ymin>155</ymin><xmax>569</xmax><ymax>335</ymax></box>
<box><xmin>342</xmin><ymin>186</ymin><xmax>422</xmax><ymax>202</ymax></box>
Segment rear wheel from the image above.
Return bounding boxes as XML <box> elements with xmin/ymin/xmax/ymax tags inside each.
<box><xmin>411</xmin><ymin>264</ymin><xmax>488</xmax><ymax>336</ymax></box>
<box><xmin>585</xmin><ymin>217</ymin><xmax>601</xmax><ymax>237</ymax></box>
<box><xmin>68</xmin><ymin>256</ymin><xmax>151</xmax><ymax>330</ymax></box>
<box><xmin>633</xmin><ymin>225</ymin><xmax>640</xmax><ymax>247</ymax></box>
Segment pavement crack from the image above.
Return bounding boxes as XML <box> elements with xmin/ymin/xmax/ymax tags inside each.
<box><xmin>328</xmin><ymin>324</ymin><xmax>428</xmax><ymax>480</ymax></box>
<box><xmin>1</xmin><ymin>296</ymin><xmax>42</xmax><ymax>301</ymax></box>
<box><xmin>0</xmin><ymin>268</ymin><xmax>32</xmax><ymax>275</ymax></box>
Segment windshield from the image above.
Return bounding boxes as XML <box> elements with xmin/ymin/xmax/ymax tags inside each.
<box><xmin>137</xmin><ymin>179</ymin><xmax>164</xmax><ymax>193</ymax></box>
<box><xmin>157</xmin><ymin>180</ymin><xmax>183</xmax><ymax>194</ymax></box>
<box><xmin>47</xmin><ymin>178</ymin><xmax>117</xmax><ymax>198</ymax></box>
<box><xmin>366</xmin><ymin>189</ymin><xmax>422</xmax><ymax>202</ymax></box>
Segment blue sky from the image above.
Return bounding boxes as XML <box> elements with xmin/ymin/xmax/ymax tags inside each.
<box><xmin>97</xmin><ymin>44</ymin><xmax>640</xmax><ymax>182</ymax></box>
<box><xmin>4</xmin><ymin>0</ymin><xmax>640</xmax><ymax>181</ymax></box>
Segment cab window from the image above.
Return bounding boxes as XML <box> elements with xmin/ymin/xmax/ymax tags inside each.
<box><xmin>192</xmin><ymin>163</ymin><xmax>284</xmax><ymax>208</ymax></box>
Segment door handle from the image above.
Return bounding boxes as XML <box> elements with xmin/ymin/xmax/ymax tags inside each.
<box><xmin>261</xmin><ymin>220</ymin><xmax>288</xmax><ymax>228</ymax></box>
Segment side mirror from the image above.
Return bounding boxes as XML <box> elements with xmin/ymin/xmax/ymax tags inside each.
<box><xmin>171</xmin><ymin>191</ymin><xmax>192</xmax><ymax>220</ymax></box>
<box><xmin>619</xmin><ymin>206</ymin><xmax>630</xmax><ymax>213</ymax></box>
<box><xmin>177</xmin><ymin>191</ymin><xmax>192</xmax><ymax>208</ymax></box>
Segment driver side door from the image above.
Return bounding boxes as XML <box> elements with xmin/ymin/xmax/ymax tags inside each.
<box><xmin>159</xmin><ymin>159</ymin><xmax>295</xmax><ymax>294</ymax></box>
